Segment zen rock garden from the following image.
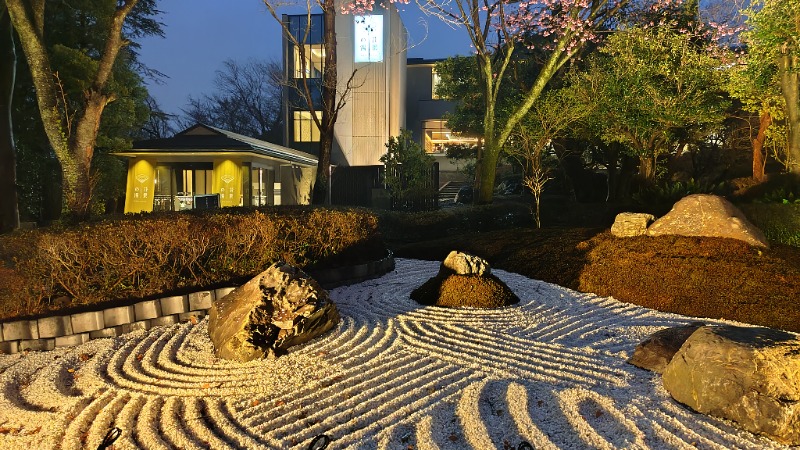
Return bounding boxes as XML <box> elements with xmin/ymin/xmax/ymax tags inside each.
<box><xmin>207</xmin><ymin>251</ymin><xmax>519</xmax><ymax>364</ymax></box>
<box><xmin>200</xmin><ymin>208</ymin><xmax>798</xmax><ymax>446</ymax></box>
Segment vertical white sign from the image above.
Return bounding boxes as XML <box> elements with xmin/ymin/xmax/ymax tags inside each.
<box><xmin>354</xmin><ymin>15</ymin><xmax>383</xmax><ymax>62</ymax></box>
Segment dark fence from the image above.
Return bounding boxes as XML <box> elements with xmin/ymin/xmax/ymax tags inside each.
<box><xmin>330</xmin><ymin>165</ymin><xmax>382</xmax><ymax>207</ymax></box>
<box><xmin>330</xmin><ymin>163</ymin><xmax>439</xmax><ymax>211</ymax></box>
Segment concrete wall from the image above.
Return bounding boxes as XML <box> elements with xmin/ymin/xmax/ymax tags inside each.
<box><xmin>405</xmin><ymin>63</ymin><xmax>456</xmax><ymax>148</ymax></box>
<box><xmin>333</xmin><ymin>5</ymin><xmax>407</xmax><ymax>167</ymax></box>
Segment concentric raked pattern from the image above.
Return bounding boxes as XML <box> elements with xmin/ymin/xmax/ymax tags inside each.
<box><xmin>0</xmin><ymin>260</ymin><xmax>787</xmax><ymax>449</ymax></box>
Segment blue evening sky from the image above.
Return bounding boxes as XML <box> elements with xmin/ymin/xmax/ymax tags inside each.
<box><xmin>136</xmin><ymin>0</ymin><xmax>474</xmax><ymax>117</ymax></box>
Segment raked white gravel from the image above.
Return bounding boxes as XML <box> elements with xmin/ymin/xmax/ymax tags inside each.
<box><xmin>0</xmin><ymin>259</ymin><xmax>792</xmax><ymax>449</ymax></box>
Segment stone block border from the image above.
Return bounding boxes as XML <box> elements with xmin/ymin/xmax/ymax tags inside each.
<box><xmin>0</xmin><ymin>252</ymin><xmax>394</xmax><ymax>354</ymax></box>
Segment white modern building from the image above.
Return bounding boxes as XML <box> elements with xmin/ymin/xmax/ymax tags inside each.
<box><xmin>282</xmin><ymin>5</ymin><xmax>407</xmax><ymax>166</ymax></box>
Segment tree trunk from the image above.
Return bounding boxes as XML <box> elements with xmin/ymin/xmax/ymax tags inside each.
<box><xmin>5</xmin><ymin>0</ymin><xmax>70</xmax><ymax>216</ymax></box>
<box><xmin>779</xmin><ymin>51</ymin><xmax>800</xmax><ymax>174</ymax></box>
<box><xmin>603</xmin><ymin>142</ymin><xmax>620</xmax><ymax>202</ymax></box>
<box><xmin>476</xmin><ymin>135</ymin><xmax>500</xmax><ymax>204</ymax></box>
<box><xmin>67</xmin><ymin>91</ymin><xmax>108</xmax><ymax>215</ymax></box>
<box><xmin>752</xmin><ymin>110</ymin><xmax>771</xmax><ymax>182</ymax></box>
<box><xmin>638</xmin><ymin>155</ymin><xmax>656</xmax><ymax>183</ymax></box>
<box><xmin>0</xmin><ymin>5</ymin><xmax>19</xmax><ymax>232</ymax></box>
<box><xmin>312</xmin><ymin>0</ymin><xmax>337</xmax><ymax>205</ymax></box>
<box><xmin>616</xmin><ymin>153</ymin><xmax>638</xmax><ymax>201</ymax></box>
<box><xmin>6</xmin><ymin>0</ymin><xmax>138</xmax><ymax>219</ymax></box>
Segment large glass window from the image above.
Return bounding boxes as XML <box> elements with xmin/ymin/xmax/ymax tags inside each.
<box><xmin>293</xmin><ymin>111</ymin><xmax>322</xmax><ymax>142</ymax></box>
<box><xmin>251</xmin><ymin>167</ymin><xmax>273</xmax><ymax>206</ymax></box>
<box><xmin>293</xmin><ymin>44</ymin><xmax>325</xmax><ymax>78</ymax></box>
<box><xmin>179</xmin><ymin>169</ymin><xmax>213</xmax><ymax>195</ymax></box>
<box><xmin>422</xmin><ymin>119</ymin><xmax>478</xmax><ymax>153</ymax></box>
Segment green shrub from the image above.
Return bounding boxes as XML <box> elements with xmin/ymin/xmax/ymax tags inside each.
<box><xmin>758</xmin><ymin>188</ymin><xmax>800</xmax><ymax>204</ymax></box>
<box><xmin>739</xmin><ymin>203</ymin><xmax>800</xmax><ymax>247</ymax></box>
<box><xmin>378</xmin><ymin>202</ymin><xmax>530</xmax><ymax>243</ymax></box>
<box><xmin>0</xmin><ymin>207</ymin><xmax>381</xmax><ymax>319</ymax></box>
<box><xmin>632</xmin><ymin>179</ymin><xmax>727</xmax><ymax>207</ymax></box>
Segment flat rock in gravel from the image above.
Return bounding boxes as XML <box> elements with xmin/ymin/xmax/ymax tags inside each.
<box><xmin>662</xmin><ymin>325</ymin><xmax>800</xmax><ymax>445</ymax></box>
<box><xmin>628</xmin><ymin>322</ymin><xmax>704</xmax><ymax>373</ymax></box>
<box><xmin>208</xmin><ymin>262</ymin><xmax>339</xmax><ymax>362</ymax></box>
<box><xmin>646</xmin><ymin>194</ymin><xmax>768</xmax><ymax>248</ymax></box>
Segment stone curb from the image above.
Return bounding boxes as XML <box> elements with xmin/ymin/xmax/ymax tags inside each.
<box><xmin>0</xmin><ymin>254</ymin><xmax>394</xmax><ymax>353</ymax></box>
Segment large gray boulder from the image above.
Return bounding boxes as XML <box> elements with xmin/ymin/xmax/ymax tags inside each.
<box><xmin>208</xmin><ymin>263</ymin><xmax>339</xmax><ymax>362</ymax></box>
<box><xmin>662</xmin><ymin>325</ymin><xmax>800</xmax><ymax>445</ymax></box>
<box><xmin>628</xmin><ymin>322</ymin><xmax>704</xmax><ymax>373</ymax></box>
<box><xmin>647</xmin><ymin>194</ymin><xmax>768</xmax><ymax>248</ymax></box>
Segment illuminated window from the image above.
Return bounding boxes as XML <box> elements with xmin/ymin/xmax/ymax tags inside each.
<box><xmin>293</xmin><ymin>111</ymin><xmax>322</xmax><ymax>142</ymax></box>
<box><xmin>431</xmin><ymin>69</ymin><xmax>441</xmax><ymax>99</ymax></box>
<box><xmin>422</xmin><ymin>119</ymin><xmax>478</xmax><ymax>153</ymax></box>
<box><xmin>179</xmin><ymin>169</ymin><xmax>213</xmax><ymax>194</ymax></box>
<box><xmin>293</xmin><ymin>44</ymin><xmax>325</xmax><ymax>78</ymax></box>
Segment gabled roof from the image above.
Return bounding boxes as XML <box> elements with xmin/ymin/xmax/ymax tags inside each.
<box><xmin>118</xmin><ymin>124</ymin><xmax>318</xmax><ymax>167</ymax></box>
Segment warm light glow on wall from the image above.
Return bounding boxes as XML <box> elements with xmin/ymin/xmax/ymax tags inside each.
<box><xmin>124</xmin><ymin>159</ymin><xmax>156</xmax><ymax>213</ymax></box>
<box><xmin>213</xmin><ymin>160</ymin><xmax>242</xmax><ymax>207</ymax></box>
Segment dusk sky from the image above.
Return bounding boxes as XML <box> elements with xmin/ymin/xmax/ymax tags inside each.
<box><xmin>136</xmin><ymin>0</ymin><xmax>474</xmax><ymax>118</ymax></box>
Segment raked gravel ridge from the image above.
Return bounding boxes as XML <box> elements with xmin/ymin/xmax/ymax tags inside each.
<box><xmin>0</xmin><ymin>259</ymin><xmax>792</xmax><ymax>449</ymax></box>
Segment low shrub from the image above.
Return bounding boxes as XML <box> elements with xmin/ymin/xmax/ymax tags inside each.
<box><xmin>0</xmin><ymin>207</ymin><xmax>382</xmax><ymax>319</ymax></box>
<box><xmin>632</xmin><ymin>179</ymin><xmax>728</xmax><ymax>210</ymax></box>
<box><xmin>578</xmin><ymin>233</ymin><xmax>800</xmax><ymax>332</ymax></box>
<box><xmin>378</xmin><ymin>202</ymin><xmax>530</xmax><ymax>243</ymax></box>
<box><xmin>739</xmin><ymin>203</ymin><xmax>800</xmax><ymax>247</ymax></box>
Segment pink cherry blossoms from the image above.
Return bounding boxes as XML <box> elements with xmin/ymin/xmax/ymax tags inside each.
<box><xmin>342</xmin><ymin>0</ymin><xmax>706</xmax><ymax>56</ymax></box>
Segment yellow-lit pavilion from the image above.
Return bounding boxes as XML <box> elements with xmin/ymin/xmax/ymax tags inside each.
<box><xmin>115</xmin><ymin>124</ymin><xmax>318</xmax><ymax>213</ymax></box>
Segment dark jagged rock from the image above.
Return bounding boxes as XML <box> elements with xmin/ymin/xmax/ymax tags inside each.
<box><xmin>208</xmin><ymin>263</ymin><xmax>339</xmax><ymax>362</ymax></box>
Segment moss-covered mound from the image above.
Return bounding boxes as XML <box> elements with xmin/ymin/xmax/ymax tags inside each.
<box><xmin>411</xmin><ymin>273</ymin><xmax>519</xmax><ymax>308</ymax></box>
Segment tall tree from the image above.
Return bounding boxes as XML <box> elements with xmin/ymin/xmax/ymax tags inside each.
<box><xmin>138</xmin><ymin>95</ymin><xmax>175</xmax><ymax>140</ymax></box>
<box><xmin>365</xmin><ymin>0</ymin><xmax>682</xmax><ymax>203</ymax></box>
<box><xmin>181</xmin><ymin>58</ymin><xmax>283</xmax><ymax>143</ymax></box>
<box><xmin>726</xmin><ymin>57</ymin><xmax>786</xmax><ymax>181</ymax></box>
<box><xmin>742</xmin><ymin>0</ymin><xmax>800</xmax><ymax>174</ymax></box>
<box><xmin>262</xmin><ymin>0</ymin><xmax>356</xmax><ymax>205</ymax></box>
<box><xmin>4</xmin><ymin>0</ymin><xmax>154</xmax><ymax>218</ymax></box>
<box><xmin>571</xmin><ymin>25</ymin><xmax>729</xmax><ymax>184</ymax></box>
<box><xmin>0</xmin><ymin>4</ymin><xmax>19</xmax><ymax>232</ymax></box>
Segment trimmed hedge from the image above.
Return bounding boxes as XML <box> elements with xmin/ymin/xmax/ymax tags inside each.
<box><xmin>0</xmin><ymin>207</ymin><xmax>381</xmax><ymax>320</ymax></box>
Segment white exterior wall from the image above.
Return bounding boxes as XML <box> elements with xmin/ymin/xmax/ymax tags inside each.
<box><xmin>333</xmin><ymin>5</ymin><xmax>407</xmax><ymax>166</ymax></box>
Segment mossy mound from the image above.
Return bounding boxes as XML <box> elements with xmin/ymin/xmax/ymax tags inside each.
<box><xmin>410</xmin><ymin>273</ymin><xmax>520</xmax><ymax>308</ymax></box>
